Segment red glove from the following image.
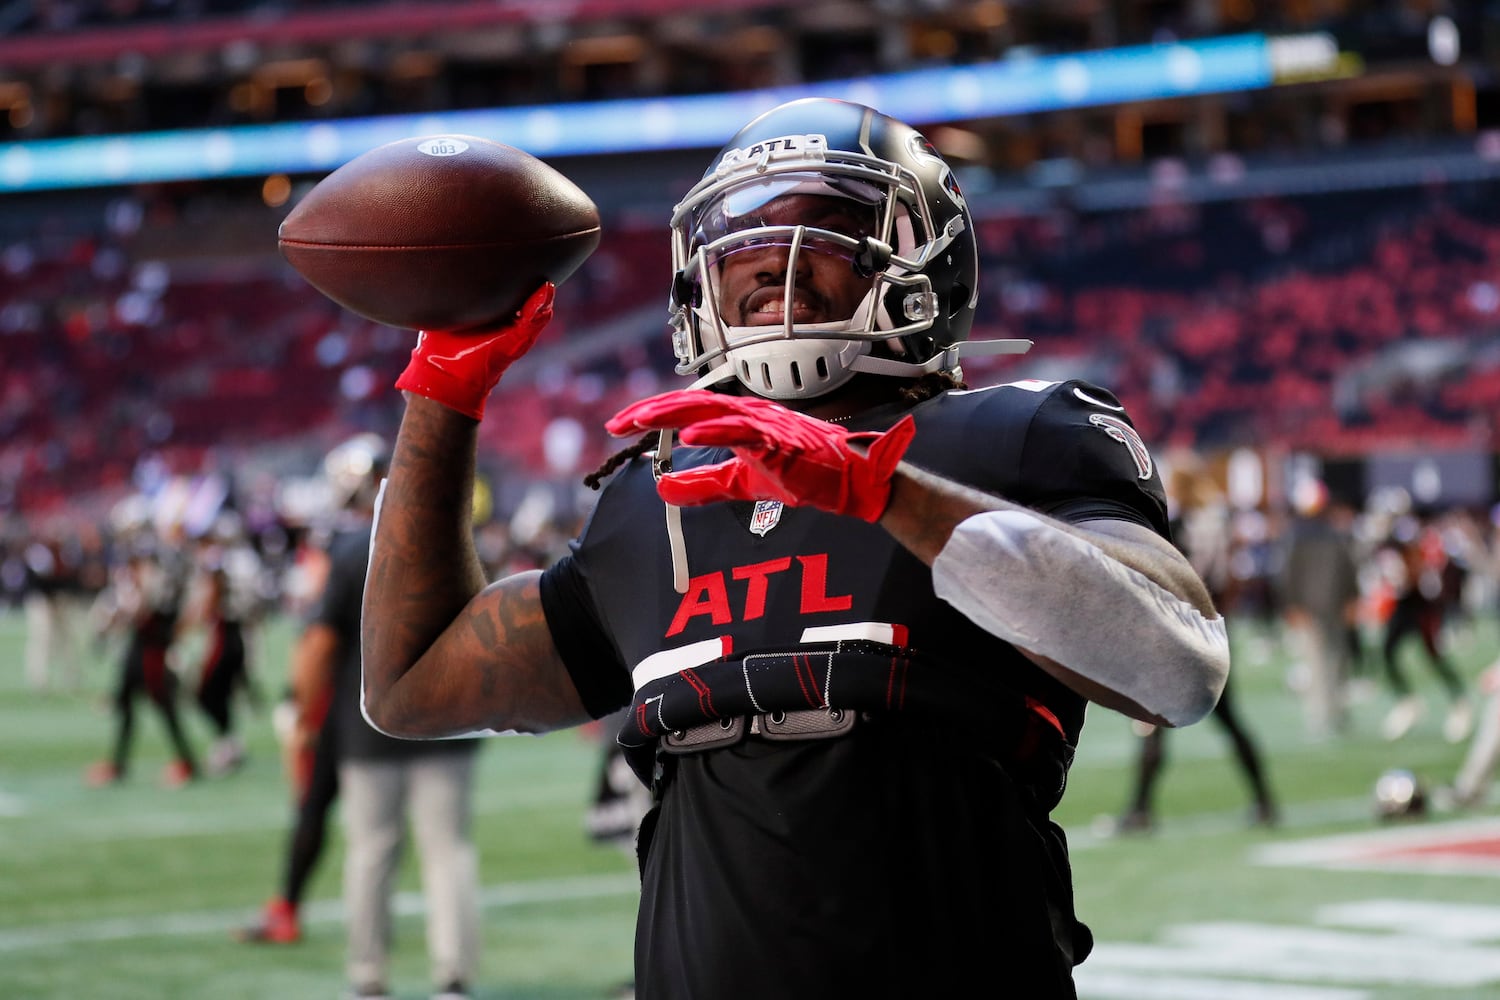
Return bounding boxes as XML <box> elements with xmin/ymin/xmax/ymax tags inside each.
<box><xmin>606</xmin><ymin>390</ymin><xmax>916</xmax><ymax>523</ymax></box>
<box><xmin>394</xmin><ymin>281</ymin><xmax>555</xmax><ymax>421</ymax></box>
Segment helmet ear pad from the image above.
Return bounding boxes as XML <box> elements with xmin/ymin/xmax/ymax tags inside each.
<box><xmin>868</xmin><ymin>267</ymin><xmax>970</xmax><ymax>365</ymax></box>
<box><xmin>948</xmin><ymin>280</ymin><xmax>973</xmax><ymax>322</ymax></box>
<box><xmin>671</xmin><ymin>270</ymin><xmax>702</xmax><ymax>310</ymax></box>
<box><xmin>323</xmin><ymin>432</ymin><xmax>391</xmax><ymax>510</ymax></box>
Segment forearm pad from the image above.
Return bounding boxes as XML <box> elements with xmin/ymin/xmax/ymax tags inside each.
<box><xmin>931</xmin><ymin>509</ymin><xmax>1229</xmax><ymax>726</ymax></box>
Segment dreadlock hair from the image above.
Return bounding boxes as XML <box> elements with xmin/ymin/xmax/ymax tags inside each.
<box><xmin>581</xmin><ymin>371</ymin><xmax>966</xmax><ymax>491</ymax></box>
<box><xmin>584</xmin><ymin>433</ymin><xmax>656</xmax><ymax>490</ymax></box>
<box><xmin>900</xmin><ymin>370</ymin><xmax>965</xmax><ymax>401</ymax></box>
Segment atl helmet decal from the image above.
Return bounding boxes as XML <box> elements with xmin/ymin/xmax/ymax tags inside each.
<box><xmin>714</xmin><ymin>133</ymin><xmax>827</xmax><ymax>176</ymax></box>
<box><xmin>749</xmin><ymin>499</ymin><xmax>784</xmax><ymax>537</ymax></box>
<box><xmin>1089</xmin><ymin>413</ymin><xmax>1154</xmax><ymax>481</ymax></box>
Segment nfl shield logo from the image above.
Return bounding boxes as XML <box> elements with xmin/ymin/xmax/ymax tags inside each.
<box><xmin>749</xmin><ymin>499</ymin><xmax>783</xmax><ymax>536</ymax></box>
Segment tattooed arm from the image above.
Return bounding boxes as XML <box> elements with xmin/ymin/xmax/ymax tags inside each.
<box><xmin>880</xmin><ymin>463</ymin><xmax>1228</xmax><ymax>727</ymax></box>
<box><xmin>361</xmin><ymin>395</ymin><xmax>592</xmax><ymax>739</ymax></box>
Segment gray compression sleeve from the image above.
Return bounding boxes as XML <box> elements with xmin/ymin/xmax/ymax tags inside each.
<box><xmin>930</xmin><ymin>509</ymin><xmax>1229</xmax><ymax>726</ymax></box>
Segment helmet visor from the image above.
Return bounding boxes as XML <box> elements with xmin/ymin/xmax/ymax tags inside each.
<box><xmin>689</xmin><ymin>171</ymin><xmax>886</xmax><ymax>253</ymax></box>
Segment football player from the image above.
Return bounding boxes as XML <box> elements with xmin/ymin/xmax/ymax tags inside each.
<box><xmin>252</xmin><ymin>435</ymin><xmax>481</xmax><ymax>1000</ymax></box>
<box><xmin>360</xmin><ymin>99</ymin><xmax>1230</xmax><ymax>999</ymax></box>
<box><xmin>87</xmin><ymin>530</ymin><xmax>199</xmax><ymax>788</ymax></box>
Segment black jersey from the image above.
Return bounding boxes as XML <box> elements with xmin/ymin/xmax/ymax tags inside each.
<box><xmin>540</xmin><ymin>378</ymin><xmax>1168</xmax><ymax>999</ymax></box>
<box><xmin>315</xmin><ymin>524</ymin><xmax>477</xmax><ymax>763</ymax></box>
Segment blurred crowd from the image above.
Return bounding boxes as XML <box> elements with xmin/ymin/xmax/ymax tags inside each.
<box><xmin>966</xmin><ymin>174</ymin><xmax>1500</xmax><ymax>452</ymax></box>
<box><xmin>4</xmin><ymin>173</ymin><xmax>1499</xmax><ymax>521</ymax></box>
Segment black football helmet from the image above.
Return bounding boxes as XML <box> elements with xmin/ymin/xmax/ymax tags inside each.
<box><xmin>323</xmin><ymin>432</ymin><xmax>390</xmax><ymax>510</ymax></box>
<box><xmin>668</xmin><ymin>98</ymin><xmax>1026</xmax><ymax>401</ymax></box>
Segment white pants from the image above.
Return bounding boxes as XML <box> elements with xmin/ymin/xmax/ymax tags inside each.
<box><xmin>24</xmin><ymin>592</ymin><xmax>82</xmax><ymax>692</ymax></box>
<box><xmin>340</xmin><ymin>752</ymin><xmax>480</xmax><ymax>992</ymax></box>
<box><xmin>1455</xmin><ymin>686</ymin><xmax>1500</xmax><ymax>803</ymax></box>
<box><xmin>1287</xmin><ymin>617</ymin><xmax>1349</xmax><ymax>739</ymax></box>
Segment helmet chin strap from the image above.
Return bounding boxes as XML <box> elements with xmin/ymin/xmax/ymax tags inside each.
<box><xmin>848</xmin><ymin>336</ymin><xmax>1034</xmax><ymax>378</ymax></box>
<box><xmin>652</xmin><ymin>429</ymin><xmax>692</xmax><ymax>594</ymax></box>
<box><xmin>959</xmin><ymin>337</ymin><xmax>1036</xmax><ymax>357</ymax></box>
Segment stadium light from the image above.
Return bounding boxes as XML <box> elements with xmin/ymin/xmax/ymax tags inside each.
<box><xmin>0</xmin><ymin>33</ymin><xmax>1278</xmax><ymax>193</ymax></box>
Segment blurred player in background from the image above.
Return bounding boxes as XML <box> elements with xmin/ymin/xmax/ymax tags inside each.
<box><xmin>235</xmin><ymin>699</ymin><xmax>339</xmax><ymax>945</ymax></box>
<box><xmin>296</xmin><ymin>432</ymin><xmax>482</xmax><ymax>1000</ymax></box>
<box><xmin>237</xmin><ymin>533</ymin><xmax>340</xmax><ymax>946</ymax></box>
<box><xmin>356</xmin><ymin>99</ymin><xmax>1230</xmax><ymax>999</ymax></box>
<box><xmin>1442</xmin><ymin>508</ymin><xmax>1500</xmax><ymax>807</ymax></box>
<box><xmin>21</xmin><ymin>522</ymin><xmax>85</xmax><ymax>693</ymax></box>
<box><xmin>86</xmin><ymin>530</ymin><xmax>199</xmax><ymax>787</ymax></box>
<box><xmin>1115</xmin><ymin>454</ymin><xmax>1277</xmax><ymax>832</ymax></box>
<box><xmin>1278</xmin><ymin>478</ymin><xmax>1364</xmax><ymax>742</ymax></box>
<box><xmin>1376</xmin><ymin>514</ymin><xmax>1473</xmax><ymax>742</ymax></box>
<box><xmin>179</xmin><ymin>516</ymin><xmax>263</xmax><ymax>775</ymax></box>
<box><xmin>1446</xmin><ymin>653</ymin><xmax>1500</xmax><ymax>808</ymax></box>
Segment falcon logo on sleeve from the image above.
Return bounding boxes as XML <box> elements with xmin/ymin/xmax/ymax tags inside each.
<box><xmin>1088</xmin><ymin>413</ymin><xmax>1153</xmax><ymax>480</ymax></box>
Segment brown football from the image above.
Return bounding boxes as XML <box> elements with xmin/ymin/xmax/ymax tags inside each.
<box><xmin>278</xmin><ymin>134</ymin><xmax>601</xmax><ymax>331</ymax></box>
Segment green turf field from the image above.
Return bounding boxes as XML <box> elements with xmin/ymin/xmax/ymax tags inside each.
<box><xmin>3</xmin><ymin>607</ymin><xmax>1499</xmax><ymax>999</ymax></box>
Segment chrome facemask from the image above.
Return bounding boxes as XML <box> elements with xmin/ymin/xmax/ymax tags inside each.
<box><xmin>669</xmin><ymin>152</ymin><xmax>959</xmax><ymax>400</ymax></box>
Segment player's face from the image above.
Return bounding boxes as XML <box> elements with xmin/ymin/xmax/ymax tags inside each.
<box><xmin>710</xmin><ymin>194</ymin><xmax>876</xmax><ymax>328</ymax></box>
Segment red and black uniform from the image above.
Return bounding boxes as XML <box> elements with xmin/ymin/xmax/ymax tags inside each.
<box><xmin>541</xmin><ymin>379</ymin><xmax>1168</xmax><ymax>1000</ymax></box>
<box><xmin>110</xmin><ymin>551</ymin><xmax>198</xmax><ymax>779</ymax></box>
<box><xmin>194</xmin><ymin>563</ymin><xmax>252</xmax><ymax>740</ymax></box>
<box><xmin>1380</xmin><ymin>527</ymin><xmax>1466</xmax><ymax>700</ymax></box>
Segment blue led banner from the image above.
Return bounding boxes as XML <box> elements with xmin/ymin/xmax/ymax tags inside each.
<box><xmin>0</xmin><ymin>33</ymin><xmax>1273</xmax><ymax>192</ymax></box>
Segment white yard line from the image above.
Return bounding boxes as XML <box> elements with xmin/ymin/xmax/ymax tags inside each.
<box><xmin>1075</xmin><ymin>898</ymin><xmax>1500</xmax><ymax>997</ymax></box>
<box><xmin>0</xmin><ymin>779</ymin><xmax>586</xmax><ymax>842</ymax></box>
<box><xmin>1252</xmin><ymin>815</ymin><xmax>1500</xmax><ymax>875</ymax></box>
<box><xmin>0</xmin><ymin>872</ymin><xmax>640</xmax><ymax>952</ymax></box>
<box><xmin>1077</xmin><ymin>970</ymin><xmax>1369</xmax><ymax>1000</ymax></box>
